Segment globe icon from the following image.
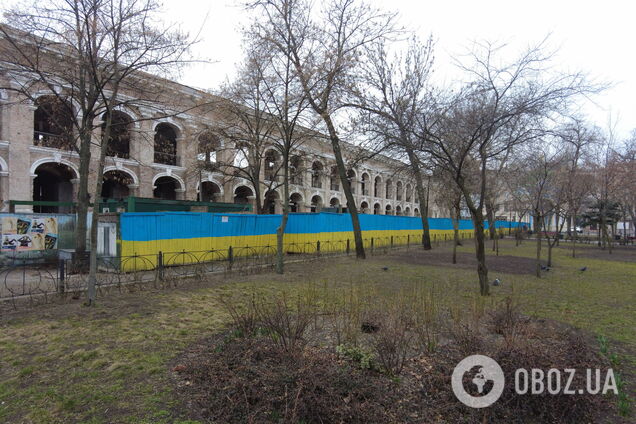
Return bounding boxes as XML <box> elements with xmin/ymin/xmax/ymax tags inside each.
<box><xmin>452</xmin><ymin>355</ymin><xmax>505</xmax><ymax>408</ymax></box>
<box><xmin>471</xmin><ymin>367</ymin><xmax>493</xmax><ymax>394</ymax></box>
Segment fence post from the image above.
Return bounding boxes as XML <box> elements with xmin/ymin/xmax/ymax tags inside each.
<box><xmin>228</xmin><ymin>246</ymin><xmax>233</xmax><ymax>270</ymax></box>
<box><xmin>407</xmin><ymin>234</ymin><xmax>410</xmax><ymax>247</ymax></box>
<box><xmin>157</xmin><ymin>251</ymin><xmax>164</xmax><ymax>281</ymax></box>
<box><xmin>316</xmin><ymin>240</ymin><xmax>321</xmax><ymax>256</ymax></box>
<box><xmin>57</xmin><ymin>259</ymin><xmax>65</xmax><ymax>294</ymax></box>
<box><xmin>346</xmin><ymin>239</ymin><xmax>350</xmax><ymax>255</ymax></box>
<box><xmin>391</xmin><ymin>235</ymin><xmax>394</xmax><ymax>248</ymax></box>
<box><xmin>371</xmin><ymin>237</ymin><xmax>374</xmax><ymax>254</ymax></box>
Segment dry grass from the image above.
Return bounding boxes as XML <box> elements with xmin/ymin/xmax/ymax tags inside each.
<box><xmin>0</xmin><ymin>239</ymin><xmax>634</xmax><ymax>423</ymax></box>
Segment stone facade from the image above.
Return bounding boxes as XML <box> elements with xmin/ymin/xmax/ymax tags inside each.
<box><xmin>0</xmin><ymin>81</ymin><xmax>432</xmax><ymax>216</ymax></box>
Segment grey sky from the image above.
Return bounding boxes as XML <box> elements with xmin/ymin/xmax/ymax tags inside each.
<box><xmin>164</xmin><ymin>0</ymin><xmax>635</xmax><ymax>140</ymax></box>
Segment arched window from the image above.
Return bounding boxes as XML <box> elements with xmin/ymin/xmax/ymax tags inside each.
<box><xmin>264</xmin><ymin>190</ymin><xmax>279</xmax><ymax>214</ymax></box>
<box><xmin>264</xmin><ymin>149</ymin><xmax>279</xmax><ymax>181</ymax></box>
<box><xmin>103</xmin><ymin>111</ymin><xmax>131</xmax><ymax>158</ymax></box>
<box><xmin>361</xmin><ymin>173</ymin><xmax>370</xmax><ymax>196</ymax></box>
<box><xmin>33</xmin><ymin>162</ymin><xmax>75</xmax><ymax>213</ymax></box>
<box><xmin>373</xmin><ymin>203</ymin><xmax>381</xmax><ymax>215</ymax></box>
<box><xmin>396</xmin><ymin>181</ymin><xmax>403</xmax><ymax>201</ymax></box>
<box><xmin>153</xmin><ymin>176</ymin><xmax>179</xmax><ymax>200</ymax></box>
<box><xmin>374</xmin><ymin>176</ymin><xmax>382</xmax><ymax>197</ymax></box>
<box><xmin>310</xmin><ymin>195</ymin><xmax>323</xmax><ymax>212</ymax></box>
<box><xmin>289</xmin><ymin>193</ymin><xmax>303</xmax><ymax>212</ymax></box>
<box><xmin>234</xmin><ymin>185</ymin><xmax>253</xmax><ymax>204</ymax></box>
<box><xmin>405</xmin><ymin>184</ymin><xmax>412</xmax><ymax>202</ymax></box>
<box><xmin>233</xmin><ymin>148</ymin><xmax>248</xmax><ymax>168</ymax></box>
<box><xmin>290</xmin><ymin>156</ymin><xmax>303</xmax><ymax>185</ymax></box>
<box><xmin>199</xmin><ymin>181</ymin><xmax>221</xmax><ymax>202</ymax></box>
<box><xmin>330</xmin><ymin>166</ymin><xmax>339</xmax><ymax>191</ymax></box>
<box><xmin>197</xmin><ymin>131</ymin><xmax>220</xmax><ymax>165</ymax></box>
<box><xmin>154</xmin><ymin>123</ymin><xmax>178</xmax><ymax>165</ymax></box>
<box><xmin>346</xmin><ymin>169</ymin><xmax>356</xmax><ymax>194</ymax></box>
<box><xmin>33</xmin><ymin>95</ymin><xmax>74</xmax><ymax>150</ymax></box>
<box><xmin>102</xmin><ymin>170</ymin><xmax>133</xmax><ymax>199</ymax></box>
<box><xmin>385</xmin><ymin>179</ymin><xmax>392</xmax><ymax>199</ymax></box>
<box><xmin>311</xmin><ymin>161</ymin><xmax>323</xmax><ymax>188</ymax></box>
<box><xmin>360</xmin><ymin>201</ymin><xmax>369</xmax><ymax>214</ymax></box>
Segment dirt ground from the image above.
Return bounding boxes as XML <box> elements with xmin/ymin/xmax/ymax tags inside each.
<box><xmin>391</xmin><ymin>248</ymin><xmax>545</xmax><ymax>275</ymax></box>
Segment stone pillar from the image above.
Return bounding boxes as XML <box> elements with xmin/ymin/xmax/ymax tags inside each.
<box><xmin>246</xmin><ymin>195</ymin><xmax>257</xmax><ymax>213</ymax></box>
<box><xmin>127</xmin><ymin>183</ymin><xmax>139</xmax><ymax>197</ymax></box>
<box><xmin>70</xmin><ymin>178</ymin><xmax>80</xmax><ymax>203</ymax></box>
<box><xmin>174</xmin><ymin>188</ymin><xmax>186</xmax><ymax>201</ymax></box>
<box><xmin>296</xmin><ymin>200</ymin><xmax>305</xmax><ymax>213</ymax></box>
<box><xmin>274</xmin><ymin>198</ymin><xmax>283</xmax><ymax>214</ymax></box>
<box><xmin>0</xmin><ymin>171</ymin><xmax>8</xmax><ymax>212</ymax></box>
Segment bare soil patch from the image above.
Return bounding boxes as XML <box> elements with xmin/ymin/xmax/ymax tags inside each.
<box><xmin>390</xmin><ymin>247</ymin><xmax>545</xmax><ymax>275</ymax></box>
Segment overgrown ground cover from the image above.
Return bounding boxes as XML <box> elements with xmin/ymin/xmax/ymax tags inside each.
<box><xmin>0</xmin><ymin>239</ymin><xmax>634</xmax><ymax>423</ymax></box>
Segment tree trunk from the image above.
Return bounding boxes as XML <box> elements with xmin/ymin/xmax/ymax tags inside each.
<box><xmin>406</xmin><ymin>149</ymin><xmax>431</xmax><ymax>250</ymax></box>
<box><xmin>322</xmin><ymin>114</ymin><xmax>365</xmax><ymax>259</ymax></box>
<box><xmin>473</xmin><ymin>217</ymin><xmax>490</xmax><ymax>296</ymax></box>
<box><xmin>86</xmin><ymin>114</ymin><xmax>113</xmax><ymax>306</ymax></box>
<box><xmin>74</xmin><ymin>129</ymin><xmax>93</xmax><ymax>259</ymax></box>
<box><xmin>485</xmin><ymin>197</ymin><xmax>497</xmax><ymax>251</ymax></box>
<box><xmin>535</xmin><ymin>213</ymin><xmax>542</xmax><ymax>278</ymax></box>
<box><xmin>452</xmin><ymin>201</ymin><xmax>460</xmax><ymax>264</ymax></box>
<box><xmin>571</xmin><ymin>208</ymin><xmax>578</xmax><ymax>258</ymax></box>
<box><xmin>276</xmin><ymin>155</ymin><xmax>290</xmax><ymax>274</ymax></box>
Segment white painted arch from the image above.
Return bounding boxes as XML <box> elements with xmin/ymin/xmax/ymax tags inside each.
<box><xmin>103</xmin><ymin>165</ymin><xmax>139</xmax><ymax>186</ymax></box>
<box><xmin>152</xmin><ymin>172</ymin><xmax>185</xmax><ymax>190</ymax></box>
<box><xmin>30</xmin><ymin>157</ymin><xmax>80</xmax><ymax>179</ymax></box>
<box><xmin>197</xmin><ymin>174</ymin><xmax>225</xmax><ymax>196</ymax></box>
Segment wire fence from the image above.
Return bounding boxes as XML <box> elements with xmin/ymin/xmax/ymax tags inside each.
<box><xmin>0</xmin><ymin>230</ymin><xmax>485</xmax><ymax>308</ymax></box>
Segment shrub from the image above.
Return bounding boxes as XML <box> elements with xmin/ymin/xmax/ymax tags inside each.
<box><xmin>335</xmin><ymin>344</ymin><xmax>375</xmax><ymax>370</ymax></box>
<box><xmin>371</xmin><ymin>305</ymin><xmax>413</xmax><ymax>376</ymax></box>
<box><xmin>256</xmin><ymin>292</ymin><xmax>315</xmax><ymax>353</ymax></box>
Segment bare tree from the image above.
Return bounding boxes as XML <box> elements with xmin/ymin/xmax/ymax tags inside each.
<box><xmin>615</xmin><ymin>132</ymin><xmax>636</xmax><ymax>240</ymax></box>
<box><xmin>242</xmin><ymin>35</ymin><xmax>310</xmax><ymax>273</ymax></box>
<box><xmin>586</xmin><ymin>133</ymin><xmax>623</xmax><ymax>253</ymax></box>
<box><xmin>251</xmin><ymin>0</ymin><xmax>399</xmax><ymax>259</ymax></box>
<box><xmin>433</xmin><ymin>169</ymin><xmax>465</xmax><ymax>263</ymax></box>
<box><xmin>419</xmin><ymin>40</ymin><xmax>596</xmax><ymax>295</ymax></box>
<box><xmin>558</xmin><ymin>118</ymin><xmax>598</xmax><ymax>257</ymax></box>
<box><xmin>353</xmin><ymin>36</ymin><xmax>436</xmax><ymax>249</ymax></box>
<box><xmin>1</xmin><ymin>0</ymin><xmax>195</xmax><ymax>305</ymax></box>
<box><xmin>209</xmin><ymin>52</ymin><xmax>281</xmax><ymax>214</ymax></box>
<box><xmin>506</xmin><ymin>143</ymin><xmax>566</xmax><ymax>277</ymax></box>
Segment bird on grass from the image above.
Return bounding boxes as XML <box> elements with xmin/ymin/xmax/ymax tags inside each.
<box><xmin>382</xmin><ymin>266</ymin><xmax>389</xmax><ymax>271</ymax></box>
<box><xmin>580</xmin><ymin>266</ymin><xmax>587</xmax><ymax>272</ymax></box>
<box><xmin>492</xmin><ymin>278</ymin><xmax>501</xmax><ymax>286</ymax></box>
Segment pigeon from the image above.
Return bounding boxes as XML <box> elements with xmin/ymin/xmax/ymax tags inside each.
<box><xmin>492</xmin><ymin>278</ymin><xmax>500</xmax><ymax>286</ymax></box>
<box><xmin>580</xmin><ymin>267</ymin><xmax>587</xmax><ymax>272</ymax></box>
<box><xmin>382</xmin><ymin>266</ymin><xmax>389</xmax><ymax>271</ymax></box>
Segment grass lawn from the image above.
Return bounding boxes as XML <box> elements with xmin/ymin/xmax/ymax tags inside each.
<box><xmin>0</xmin><ymin>239</ymin><xmax>634</xmax><ymax>423</ymax></box>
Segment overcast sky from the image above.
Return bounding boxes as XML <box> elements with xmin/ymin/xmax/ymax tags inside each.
<box><xmin>162</xmin><ymin>0</ymin><xmax>635</xmax><ymax>140</ymax></box>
